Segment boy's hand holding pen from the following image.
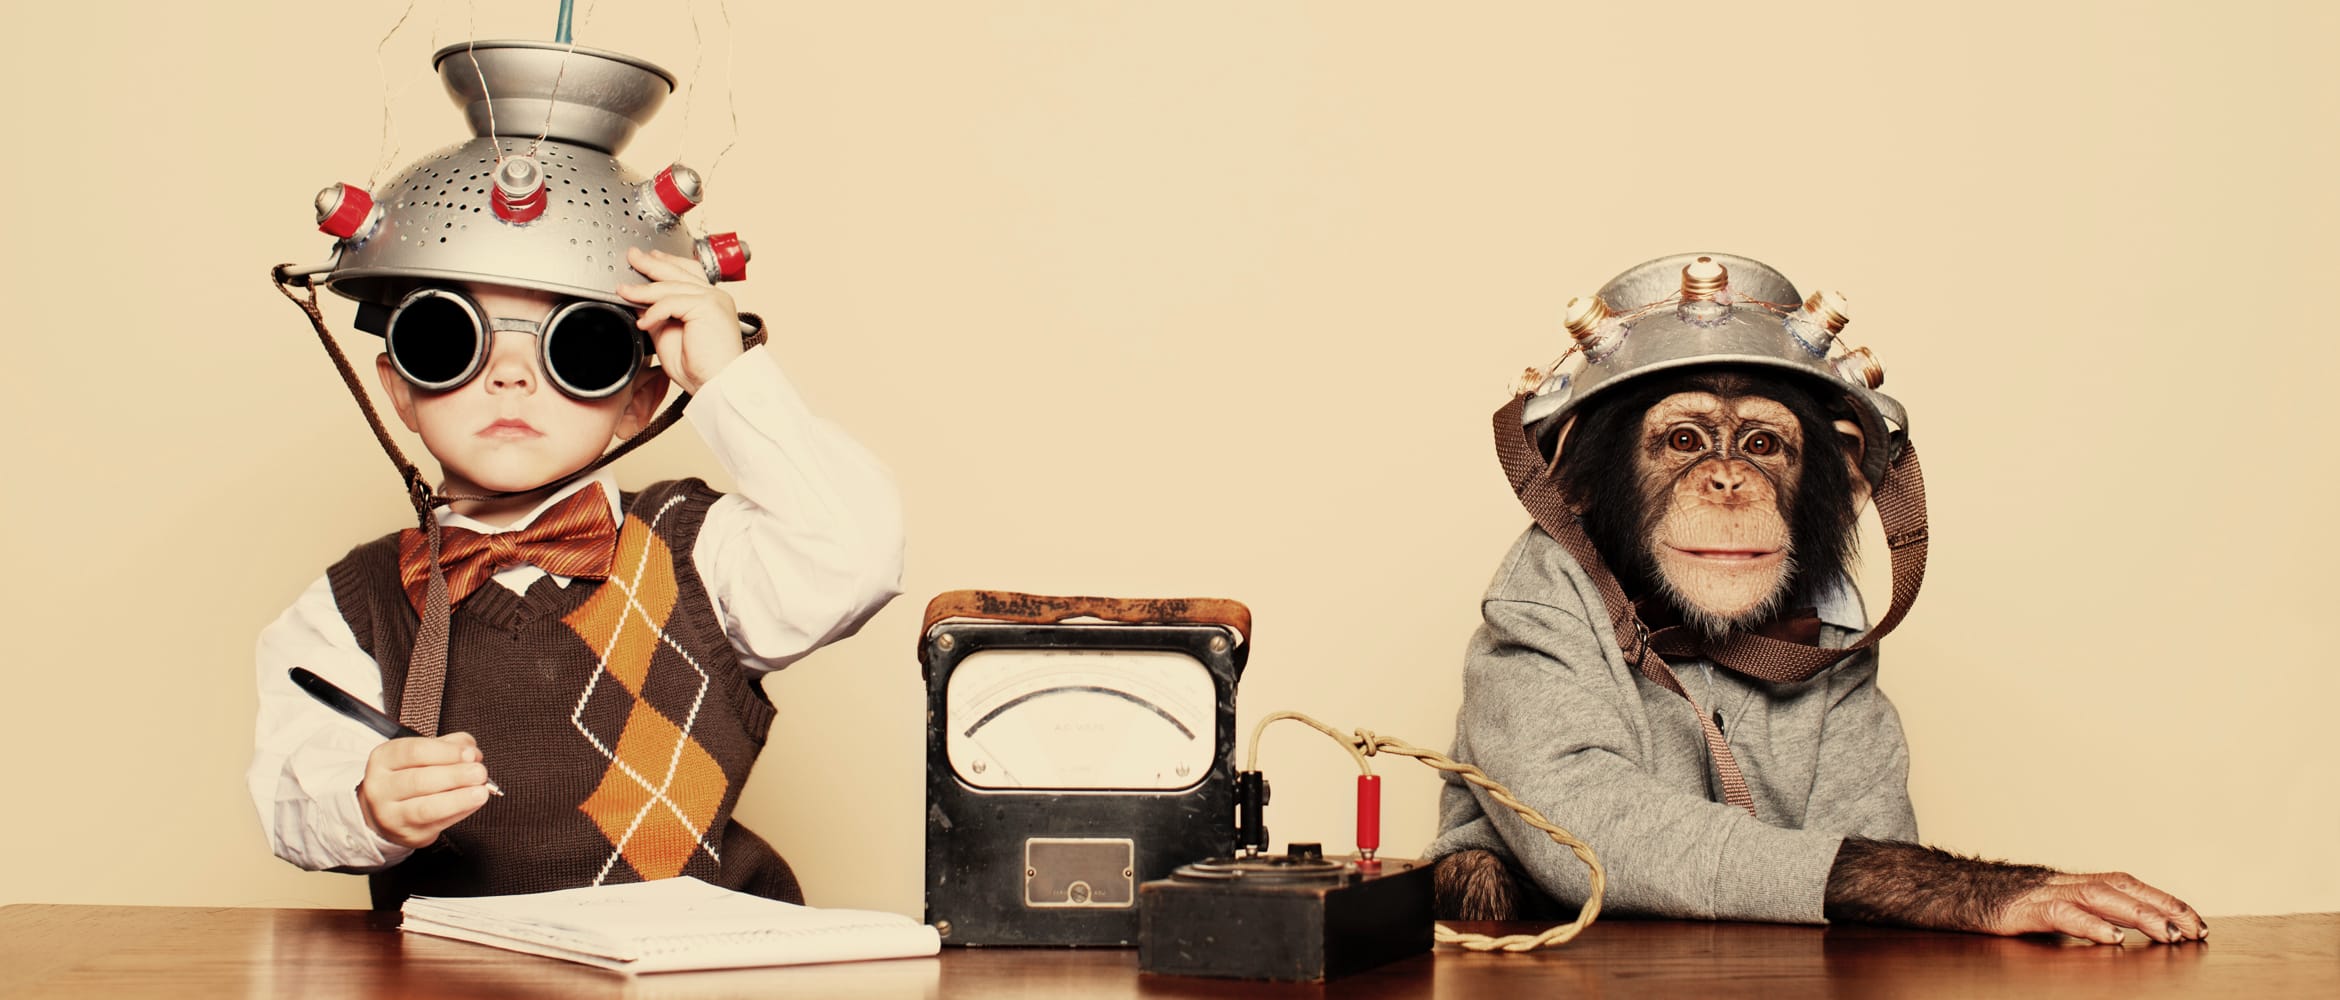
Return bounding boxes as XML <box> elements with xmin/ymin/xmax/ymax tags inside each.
<box><xmin>290</xmin><ymin>667</ymin><xmax>503</xmax><ymax>849</ymax></box>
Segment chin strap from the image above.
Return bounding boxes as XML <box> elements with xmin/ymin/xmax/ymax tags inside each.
<box><xmin>1491</xmin><ymin>392</ymin><xmax>1931</xmax><ymax>815</ymax></box>
<box><xmin>271</xmin><ymin>265</ymin><xmax>745</xmax><ymax>734</ymax></box>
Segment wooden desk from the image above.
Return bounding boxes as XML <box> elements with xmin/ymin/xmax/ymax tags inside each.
<box><xmin>1</xmin><ymin>905</ymin><xmax>2332</xmax><ymax>999</ymax></box>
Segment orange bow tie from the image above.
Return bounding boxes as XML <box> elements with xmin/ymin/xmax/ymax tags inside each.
<box><xmin>397</xmin><ymin>483</ymin><xmax>619</xmax><ymax>613</ymax></box>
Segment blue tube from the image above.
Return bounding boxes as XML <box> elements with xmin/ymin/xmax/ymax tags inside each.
<box><xmin>554</xmin><ymin>0</ymin><xmax>575</xmax><ymax>44</ymax></box>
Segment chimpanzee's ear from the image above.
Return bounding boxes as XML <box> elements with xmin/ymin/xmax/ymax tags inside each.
<box><xmin>1833</xmin><ymin>418</ymin><xmax>1871</xmax><ymax>512</ymax></box>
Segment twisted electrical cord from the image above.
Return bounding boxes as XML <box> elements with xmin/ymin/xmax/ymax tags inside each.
<box><xmin>1247</xmin><ymin>711</ymin><xmax>1606</xmax><ymax>952</ymax></box>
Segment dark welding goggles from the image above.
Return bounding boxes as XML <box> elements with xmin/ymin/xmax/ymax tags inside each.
<box><xmin>356</xmin><ymin>286</ymin><xmax>648</xmax><ymax>400</ymax></box>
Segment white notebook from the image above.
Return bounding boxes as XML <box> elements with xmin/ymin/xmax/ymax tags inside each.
<box><xmin>399</xmin><ymin>877</ymin><xmax>942</xmax><ymax>974</ymax></box>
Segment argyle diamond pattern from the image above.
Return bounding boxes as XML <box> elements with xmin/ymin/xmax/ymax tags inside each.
<box><xmin>562</xmin><ymin>494</ymin><xmax>725</xmax><ymax>883</ymax></box>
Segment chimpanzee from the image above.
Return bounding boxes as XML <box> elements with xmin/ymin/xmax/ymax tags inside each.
<box><xmin>1428</xmin><ymin>253</ymin><xmax>2203</xmax><ymax>945</ymax></box>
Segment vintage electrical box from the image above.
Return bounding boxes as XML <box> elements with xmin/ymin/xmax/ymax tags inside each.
<box><xmin>1138</xmin><ymin>846</ymin><xmax>1436</xmax><ymax>982</ymax></box>
<box><xmin>920</xmin><ymin>591</ymin><xmax>1248</xmax><ymax>946</ymax></box>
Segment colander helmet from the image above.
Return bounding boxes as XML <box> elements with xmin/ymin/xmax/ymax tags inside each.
<box><xmin>1519</xmin><ymin>252</ymin><xmax>1907</xmax><ymax>488</ymax></box>
<box><xmin>284</xmin><ymin>40</ymin><xmax>750</xmax><ymax>321</ymax></box>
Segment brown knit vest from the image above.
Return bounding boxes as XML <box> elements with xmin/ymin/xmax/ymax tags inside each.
<box><xmin>328</xmin><ymin>479</ymin><xmax>802</xmax><ymax>909</ymax></box>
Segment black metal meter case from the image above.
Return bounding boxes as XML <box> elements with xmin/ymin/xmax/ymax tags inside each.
<box><xmin>919</xmin><ymin>591</ymin><xmax>1248</xmax><ymax>946</ymax></box>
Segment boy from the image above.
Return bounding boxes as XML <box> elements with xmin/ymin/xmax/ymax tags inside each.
<box><xmin>252</xmin><ymin>40</ymin><xmax>902</xmax><ymax>908</ymax></box>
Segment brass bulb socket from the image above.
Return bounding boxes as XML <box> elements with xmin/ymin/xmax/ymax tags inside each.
<box><xmin>1801</xmin><ymin>290</ymin><xmax>1850</xmax><ymax>335</ymax></box>
<box><xmin>1561</xmin><ymin>295</ymin><xmax>1611</xmax><ymax>344</ymax></box>
<box><xmin>1681</xmin><ymin>256</ymin><xmax>1728</xmax><ymax>301</ymax></box>
<box><xmin>1834</xmin><ymin>346</ymin><xmax>1885</xmax><ymax>389</ymax></box>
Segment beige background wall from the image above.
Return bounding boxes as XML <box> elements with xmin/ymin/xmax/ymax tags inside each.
<box><xmin>2</xmin><ymin>1</ymin><xmax>2332</xmax><ymax>917</ymax></box>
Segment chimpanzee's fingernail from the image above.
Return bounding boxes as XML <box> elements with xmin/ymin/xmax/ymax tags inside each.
<box><xmin>2164</xmin><ymin>922</ymin><xmax>2180</xmax><ymax>942</ymax></box>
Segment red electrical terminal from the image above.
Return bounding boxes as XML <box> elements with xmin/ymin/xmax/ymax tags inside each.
<box><xmin>696</xmin><ymin>232</ymin><xmax>750</xmax><ymax>282</ymax></box>
<box><xmin>314</xmin><ymin>183</ymin><xmax>381</xmax><ymax>241</ymax></box>
<box><xmin>1356</xmin><ymin>774</ymin><xmax>1382</xmax><ymax>864</ymax></box>
<box><xmin>640</xmin><ymin>164</ymin><xmax>703</xmax><ymax>226</ymax></box>
<box><xmin>490</xmin><ymin>156</ymin><xmax>548</xmax><ymax>224</ymax></box>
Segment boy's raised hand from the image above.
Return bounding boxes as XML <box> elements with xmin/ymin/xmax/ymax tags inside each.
<box><xmin>358</xmin><ymin>732</ymin><xmax>495</xmax><ymax>849</ymax></box>
<box><xmin>618</xmin><ymin>245</ymin><xmax>746</xmax><ymax>395</ymax></box>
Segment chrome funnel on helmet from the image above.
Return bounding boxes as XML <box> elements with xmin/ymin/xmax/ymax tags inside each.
<box><xmin>1518</xmin><ymin>252</ymin><xmax>1908</xmax><ymax>487</ymax></box>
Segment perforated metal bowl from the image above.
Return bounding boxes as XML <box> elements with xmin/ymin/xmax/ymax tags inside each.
<box><xmin>318</xmin><ymin>135</ymin><xmax>695</xmax><ymax>309</ymax></box>
<box><xmin>1522</xmin><ymin>252</ymin><xmax>1909</xmax><ymax>486</ymax></box>
<box><xmin>286</xmin><ymin>40</ymin><xmax>705</xmax><ymax>310</ymax></box>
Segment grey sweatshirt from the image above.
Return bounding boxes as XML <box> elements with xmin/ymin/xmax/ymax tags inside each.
<box><xmin>1427</xmin><ymin>526</ymin><xmax>1918</xmax><ymax>924</ymax></box>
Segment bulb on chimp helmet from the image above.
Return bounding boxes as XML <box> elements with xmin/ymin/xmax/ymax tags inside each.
<box><xmin>1680</xmin><ymin>257</ymin><xmax>1728</xmax><ymax>301</ymax></box>
<box><xmin>1834</xmin><ymin>345</ymin><xmax>1885</xmax><ymax>389</ymax></box>
<box><xmin>637</xmin><ymin>163</ymin><xmax>703</xmax><ymax>228</ymax></box>
<box><xmin>314</xmin><ymin>182</ymin><xmax>383</xmax><ymax>242</ymax></box>
<box><xmin>1563</xmin><ymin>294</ymin><xmax>1626</xmax><ymax>360</ymax></box>
<box><xmin>1785</xmin><ymin>289</ymin><xmax>1850</xmax><ymax>356</ymax></box>
<box><xmin>695</xmin><ymin>232</ymin><xmax>750</xmax><ymax>282</ymax></box>
<box><xmin>1676</xmin><ymin>256</ymin><xmax>1733</xmax><ymax>326</ymax></box>
<box><xmin>490</xmin><ymin>155</ymin><xmax>549</xmax><ymax>224</ymax></box>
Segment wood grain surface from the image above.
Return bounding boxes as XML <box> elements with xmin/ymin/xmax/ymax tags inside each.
<box><xmin>2</xmin><ymin>905</ymin><xmax>2331</xmax><ymax>999</ymax></box>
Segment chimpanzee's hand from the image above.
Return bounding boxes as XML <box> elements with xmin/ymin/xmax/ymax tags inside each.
<box><xmin>1826</xmin><ymin>838</ymin><xmax>2207</xmax><ymax>945</ymax></box>
<box><xmin>1983</xmin><ymin>871</ymin><xmax>2207</xmax><ymax>945</ymax></box>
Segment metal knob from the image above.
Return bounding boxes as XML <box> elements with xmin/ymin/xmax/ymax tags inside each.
<box><xmin>314</xmin><ymin>183</ymin><xmax>382</xmax><ymax>241</ymax></box>
<box><xmin>491</xmin><ymin>156</ymin><xmax>548</xmax><ymax>224</ymax></box>
<box><xmin>640</xmin><ymin>163</ymin><xmax>703</xmax><ymax>228</ymax></box>
<box><xmin>695</xmin><ymin>232</ymin><xmax>750</xmax><ymax>282</ymax></box>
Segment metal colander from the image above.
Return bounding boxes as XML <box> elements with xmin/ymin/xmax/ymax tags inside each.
<box><xmin>285</xmin><ymin>40</ymin><xmax>738</xmax><ymax>311</ymax></box>
<box><xmin>1518</xmin><ymin>252</ymin><xmax>1909</xmax><ymax>487</ymax></box>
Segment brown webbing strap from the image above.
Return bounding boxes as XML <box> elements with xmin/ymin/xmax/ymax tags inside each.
<box><xmin>271</xmin><ymin>264</ymin><xmax>708</xmax><ymax>735</ymax></box>
<box><xmin>1491</xmin><ymin>392</ymin><xmax>1930</xmax><ymax>815</ymax></box>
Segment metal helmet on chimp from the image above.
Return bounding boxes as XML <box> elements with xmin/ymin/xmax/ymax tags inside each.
<box><xmin>1516</xmin><ymin>252</ymin><xmax>1906</xmax><ymax>488</ymax></box>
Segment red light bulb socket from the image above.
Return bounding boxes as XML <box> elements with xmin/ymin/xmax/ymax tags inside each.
<box><xmin>651</xmin><ymin>164</ymin><xmax>703</xmax><ymax>218</ymax></box>
<box><xmin>490</xmin><ymin>156</ymin><xmax>548</xmax><ymax>224</ymax></box>
<box><xmin>315</xmin><ymin>183</ymin><xmax>379</xmax><ymax>240</ymax></box>
<box><xmin>696</xmin><ymin>232</ymin><xmax>750</xmax><ymax>282</ymax></box>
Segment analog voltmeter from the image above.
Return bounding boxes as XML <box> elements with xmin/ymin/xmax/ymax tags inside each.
<box><xmin>920</xmin><ymin>591</ymin><xmax>1248</xmax><ymax>947</ymax></box>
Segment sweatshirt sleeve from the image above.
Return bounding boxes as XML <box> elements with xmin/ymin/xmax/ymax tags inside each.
<box><xmin>1453</xmin><ymin>586</ymin><xmax>1847</xmax><ymax>924</ymax></box>
<box><xmin>685</xmin><ymin>345</ymin><xmax>907</xmax><ymax>673</ymax></box>
<box><xmin>247</xmin><ymin>574</ymin><xmax>415</xmax><ymax>873</ymax></box>
<box><xmin>1803</xmin><ymin>647</ymin><xmax>1920</xmax><ymax>842</ymax></box>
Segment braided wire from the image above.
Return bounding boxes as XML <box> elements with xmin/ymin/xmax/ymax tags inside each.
<box><xmin>1249</xmin><ymin>712</ymin><xmax>1606</xmax><ymax>953</ymax></box>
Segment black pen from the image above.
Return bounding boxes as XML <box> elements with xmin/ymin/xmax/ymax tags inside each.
<box><xmin>288</xmin><ymin>667</ymin><xmax>504</xmax><ymax>796</ymax></box>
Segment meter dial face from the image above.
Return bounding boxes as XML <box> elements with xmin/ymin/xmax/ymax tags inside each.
<box><xmin>945</xmin><ymin>648</ymin><xmax>1217</xmax><ymax>791</ymax></box>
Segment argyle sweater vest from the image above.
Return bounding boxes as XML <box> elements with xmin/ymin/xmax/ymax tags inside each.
<box><xmin>328</xmin><ymin>479</ymin><xmax>802</xmax><ymax>910</ymax></box>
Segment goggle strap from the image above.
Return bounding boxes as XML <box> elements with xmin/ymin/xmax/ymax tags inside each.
<box><xmin>402</xmin><ymin>516</ymin><xmax>454</xmax><ymax>736</ymax></box>
<box><xmin>274</xmin><ymin>264</ymin><xmax>461</xmax><ymax>734</ymax></box>
<box><xmin>272</xmin><ymin>264</ymin><xmax>436</xmax><ymax>524</ymax></box>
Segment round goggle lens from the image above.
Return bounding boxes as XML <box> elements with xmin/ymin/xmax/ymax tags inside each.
<box><xmin>543</xmin><ymin>303</ymin><xmax>641</xmax><ymax>399</ymax></box>
<box><xmin>387</xmin><ymin>293</ymin><xmax>485</xmax><ymax>389</ymax></box>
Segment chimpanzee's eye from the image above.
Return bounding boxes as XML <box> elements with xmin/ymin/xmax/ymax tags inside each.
<box><xmin>1742</xmin><ymin>431</ymin><xmax>1779</xmax><ymax>456</ymax></box>
<box><xmin>1667</xmin><ymin>427</ymin><xmax>1707</xmax><ymax>453</ymax></box>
